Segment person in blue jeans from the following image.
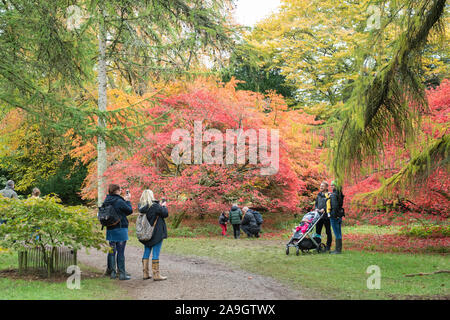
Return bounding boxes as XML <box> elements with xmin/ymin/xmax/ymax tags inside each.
<box><xmin>138</xmin><ymin>189</ymin><xmax>169</xmax><ymax>281</ymax></box>
<box><xmin>103</xmin><ymin>184</ymin><xmax>133</xmax><ymax>280</ymax></box>
<box><xmin>329</xmin><ymin>180</ymin><xmax>344</xmax><ymax>254</ymax></box>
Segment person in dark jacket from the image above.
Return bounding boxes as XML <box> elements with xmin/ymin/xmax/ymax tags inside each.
<box><xmin>250</xmin><ymin>209</ymin><xmax>263</xmax><ymax>238</ymax></box>
<box><xmin>229</xmin><ymin>204</ymin><xmax>242</xmax><ymax>239</ymax></box>
<box><xmin>103</xmin><ymin>184</ymin><xmax>133</xmax><ymax>280</ymax></box>
<box><xmin>241</xmin><ymin>207</ymin><xmax>259</xmax><ymax>238</ymax></box>
<box><xmin>138</xmin><ymin>189</ymin><xmax>169</xmax><ymax>281</ymax></box>
<box><xmin>218</xmin><ymin>211</ymin><xmax>229</xmax><ymax>236</ymax></box>
<box><xmin>329</xmin><ymin>181</ymin><xmax>344</xmax><ymax>254</ymax></box>
<box><xmin>314</xmin><ymin>181</ymin><xmax>333</xmax><ymax>251</ymax></box>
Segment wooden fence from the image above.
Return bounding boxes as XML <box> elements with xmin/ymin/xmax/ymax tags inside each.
<box><xmin>18</xmin><ymin>246</ymin><xmax>77</xmax><ymax>277</ymax></box>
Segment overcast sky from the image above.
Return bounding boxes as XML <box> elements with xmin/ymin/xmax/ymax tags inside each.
<box><xmin>233</xmin><ymin>0</ymin><xmax>281</xmax><ymax>27</ymax></box>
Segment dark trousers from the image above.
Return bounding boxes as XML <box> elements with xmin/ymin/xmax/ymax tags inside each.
<box><xmin>241</xmin><ymin>225</ymin><xmax>259</xmax><ymax>238</ymax></box>
<box><xmin>316</xmin><ymin>218</ymin><xmax>332</xmax><ymax>247</ymax></box>
<box><xmin>232</xmin><ymin>224</ymin><xmax>241</xmax><ymax>239</ymax></box>
<box><xmin>108</xmin><ymin>241</ymin><xmax>127</xmax><ymax>266</ymax></box>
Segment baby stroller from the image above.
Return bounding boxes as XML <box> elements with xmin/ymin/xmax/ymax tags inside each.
<box><xmin>285</xmin><ymin>209</ymin><xmax>327</xmax><ymax>256</ymax></box>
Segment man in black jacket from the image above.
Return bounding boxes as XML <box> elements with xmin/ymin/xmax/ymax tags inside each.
<box><xmin>314</xmin><ymin>181</ymin><xmax>332</xmax><ymax>251</ymax></box>
<box><xmin>329</xmin><ymin>181</ymin><xmax>344</xmax><ymax>254</ymax></box>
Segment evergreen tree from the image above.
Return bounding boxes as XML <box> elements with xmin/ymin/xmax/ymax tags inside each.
<box><xmin>331</xmin><ymin>0</ymin><xmax>448</xmax><ymax>189</ymax></box>
<box><xmin>0</xmin><ymin>0</ymin><xmax>235</xmax><ymax>204</ymax></box>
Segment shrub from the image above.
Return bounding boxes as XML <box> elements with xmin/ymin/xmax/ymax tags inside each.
<box><xmin>0</xmin><ymin>195</ymin><xmax>106</xmax><ymax>276</ymax></box>
<box><xmin>399</xmin><ymin>225</ymin><xmax>450</xmax><ymax>238</ymax></box>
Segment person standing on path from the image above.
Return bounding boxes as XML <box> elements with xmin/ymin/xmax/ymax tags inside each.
<box><xmin>329</xmin><ymin>181</ymin><xmax>345</xmax><ymax>254</ymax></box>
<box><xmin>103</xmin><ymin>184</ymin><xmax>133</xmax><ymax>280</ymax></box>
<box><xmin>138</xmin><ymin>190</ymin><xmax>169</xmax><ymax>281</ymax></box>
<box><xmin>314</xmin><ymin>181</ymin><xmax>333</xmax><ymax>251</ymax></box>
<box><xmin>228</xmin><ymin>204</ymin><xmax>242</xmax><ymax>239</ymax></box>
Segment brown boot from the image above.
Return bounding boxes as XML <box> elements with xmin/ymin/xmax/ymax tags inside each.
<box><xmin>152</xmin><ymin>259</ymin><xmax>167</xmax><ymax>281</ymax></box>
<box><xmin>142</xmin><ymin>259</ymin><xmax>151</xmax><ymax>280</ymax></box>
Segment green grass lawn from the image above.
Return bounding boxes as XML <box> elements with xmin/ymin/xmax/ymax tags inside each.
<box><xmin>160</xmin><ymin>237</ymin><xmax>449</xmax><ymax>300</ymax></box>
<box><xmin>3</xmin><ymin>222</ymin><xmax>447</xmax><ymax>300</ymax></box>
<box><xmin>128</xmin><ymin>222</ymin><xmax>449</xmax><ymax>299</ymax></box>
<box><xmin>0</xmin><ymin>250</ymin><xmax>131</xmax><ymax>300</ymax></box>
<box><xmin>342</xmin><ymin>224</ymin><xmax>401</xmax><ymax>235</ymax></box>
<box><xmin>128</xmin><ymin>216</ymin><xmax>405</xmax><ymax>239</ymax></box>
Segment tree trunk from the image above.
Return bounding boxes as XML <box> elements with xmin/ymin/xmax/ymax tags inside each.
<box><xmin>97</xmin><ymin>13</ymin><xmax>108</xmax><ymax>207</ymax></box>
<box><xmin>18</xmin><ymin>251</ymin><xmax>23</xmax><ymax>275</ymax></box>
<box><xmin>73</xmin><ymin>249</ymin><xmax>77</xmax><ymax>266</ymax></box>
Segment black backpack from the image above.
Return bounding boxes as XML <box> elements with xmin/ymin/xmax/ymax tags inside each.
<box><xmin>253</xmin><ymin>211</ymin><xmax>263</xmax><ymax>225</ymax></box>
<box><xmin>337</xmin><ymin>192</ymin><xmax>345</xmax><ymax>218</ymax></box>
<box><xmin>98</xmin><ymin>203</ymin><xmax>121</xmax><ymax>229</ymax></box>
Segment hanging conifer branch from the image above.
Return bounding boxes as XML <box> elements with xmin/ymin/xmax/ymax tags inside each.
<box><xmin>332</xmin><ymin>0</ymin><xmax>447</xmax><ymax>183</ymax></box>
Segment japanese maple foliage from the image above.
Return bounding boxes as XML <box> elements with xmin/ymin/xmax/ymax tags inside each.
<box><xmin>78</xmin><ymin>78</ymin><xmax>325</xmax><ymax>217</ymax></box>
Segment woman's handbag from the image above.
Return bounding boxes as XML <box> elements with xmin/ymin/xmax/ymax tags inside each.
<box><xmin>136</xmin><ymin>214</ymin><xmax>159</xmax><ymax>241</ymax></box>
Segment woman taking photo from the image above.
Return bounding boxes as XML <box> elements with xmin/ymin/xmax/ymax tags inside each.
<box><xmin>138</xmin><ymin>190</ymin><xmax>169</xmax><ymax>281</ymax></box>
<box><xmin>104</xmin><ymin>184</ymin><xmax>133</xmax><ymax>280</ymax></box>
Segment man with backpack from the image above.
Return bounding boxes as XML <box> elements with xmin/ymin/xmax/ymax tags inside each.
<box><xmin>241</xmin><ymin>207</ymin><xmax>259</xmax><ymax>238</ymax></box>
<box><xmin>249</xmin><ymin>208</ymin><xmax>263</xmax><ymax>238</ymax></box>
<box><xmin>314</xmin><ymin>181</ymin><xmax>333</xmax><ymax>252</ymax></box>
<box><xmin>329</xmin><ymin>180</ymin><xmax>345</xmax><ymax>254</ymax></box>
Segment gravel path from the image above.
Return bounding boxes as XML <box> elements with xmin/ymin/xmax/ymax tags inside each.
<box><xmin>78</xmin><ymin>245</ymin><xmax>305</xmax><ymax>300</ymax></box>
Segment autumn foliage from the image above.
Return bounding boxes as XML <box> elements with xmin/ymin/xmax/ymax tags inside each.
<box><xmin>76</xmin><ymin>78</ymin><xmax>326</xmax><ymax>217</ymax></box>
<box><xmin>343</xmin><ymin>80</ymin><xmax>450</xmax><ymax>226</ymax></box>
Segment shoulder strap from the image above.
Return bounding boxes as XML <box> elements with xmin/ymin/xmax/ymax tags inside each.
<box><xmin>153</xmin><ymin>216</ymin><xmax>159</xmax><ymax>227</ymax></box>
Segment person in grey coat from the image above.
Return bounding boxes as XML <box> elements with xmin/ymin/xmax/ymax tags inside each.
<box><xmin>0</xmin><ymin>180</ymin><xmax>18</xmax><ymax>224</ymax></box>
<box><xmin>0</xmin><ymin>180</ymin><xmax>18</xmax><ymax>199</ymax></box>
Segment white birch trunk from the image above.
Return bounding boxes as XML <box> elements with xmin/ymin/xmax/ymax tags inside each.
<box><xmin>97</xmin><ymin>16</ymin><xmax>107</xmax><ymax>207</ymax></box>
